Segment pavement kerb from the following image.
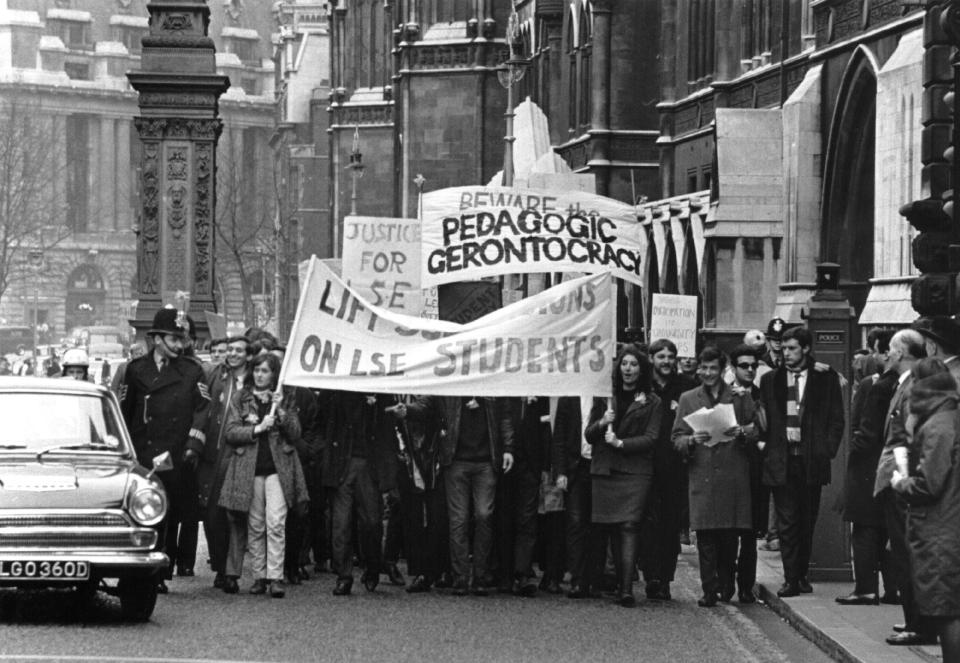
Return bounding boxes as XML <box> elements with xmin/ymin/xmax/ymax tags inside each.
<box><xmin>755</xmin><ymin>581</ymin><xmax>861</xmax><ymax>663</ymax></box>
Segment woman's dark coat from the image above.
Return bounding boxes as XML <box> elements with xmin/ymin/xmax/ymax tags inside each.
<box><xmin>895</xmin><ymin>375</ymin><xmax>960</xmax><ymax>617</ymax></box>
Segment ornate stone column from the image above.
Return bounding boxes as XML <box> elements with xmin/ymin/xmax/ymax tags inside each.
<box><xmin>127</xmin><ymin>0</ymin><xmax>229</xmax><ymax>341</ymax></box>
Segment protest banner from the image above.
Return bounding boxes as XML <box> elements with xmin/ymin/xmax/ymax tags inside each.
<box><xmin>341</xmin><ymin>216</ymin><xmax>438</xmax><ymax>318</ymax></box>
<box><xmin>420</xmin><ymin>185</ymin><xmax>644</xmax><ymax>287</ymax></box>
<box><xmin>648</xmin><ymin>293</ymin><xmax>698</xmax><ymax>357</ymax></box>
<box><xmin>279</xmin><ymin>256</ymin><xmax>615</xmax><ymax>398</ymax></box>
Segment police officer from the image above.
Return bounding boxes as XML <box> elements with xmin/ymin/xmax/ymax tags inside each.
<box><xmin>763</xmin><ymin>318</ymin><xmax>786</xmax><ymax>369</ymax></box>
<box><xmin>120</xmin><ymin>307</ymin><xmax>210</xmax><ymax>593</ymax></box>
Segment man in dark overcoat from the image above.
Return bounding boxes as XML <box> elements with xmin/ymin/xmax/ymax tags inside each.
<box><xmin>641</xmin><ymin>338</ymin><xmax>698</xmax><ymax>601</ymax></box>
<box><xmin>120</xmin><ymin>307</ymin><xmax>210</xmax><ymax>593</ymax></box>
<box><xmin>837</xmin><ymin>329</ymin><xmax>896</xmax><ymax>605</ymax></box>
<box><xmin>318</xmin><ymin>390</ymin><xmax>401</xmax><ymax>596</ymax></box>
<box><xmin>758</xmin><ymin>326</ymin><xmax>844</xmax><ymax>598</ymax></box>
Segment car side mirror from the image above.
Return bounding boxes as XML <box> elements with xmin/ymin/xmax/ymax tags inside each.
<box><xmin>146</xmin><ymin>451</ymin><xmax>173</xmax><ymax>479</ymax></box>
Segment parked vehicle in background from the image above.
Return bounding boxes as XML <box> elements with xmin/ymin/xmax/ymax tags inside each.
<box><xmin>0</xmin><ymin>378</ymin><xmax>170</xmax><ymax>621</ymax></box>
<box><xmin>66</xmin><ymin>326</ymin><xmax>131</xmax><ymax>386</ymax></box>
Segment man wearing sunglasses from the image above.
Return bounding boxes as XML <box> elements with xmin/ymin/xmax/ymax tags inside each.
<box><xmin>729</xmin><ymin>345</ymin><xmax>767</xmax><ymax>603</ymax></box>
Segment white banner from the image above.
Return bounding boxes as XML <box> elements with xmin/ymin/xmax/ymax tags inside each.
<box><xmin>420</xmin><ymin>185</ymin><xmax>644</xmax><ymax>287</ymax></box>
<box><xmin>341</xmin><ymin>216</ymin><xmax>438</xmax><ymax>318</ymax></box>
<box><xmin>649</xmin><ymin>293</ymin><xmax>698</xmax><ymax>357</ymax></box>
<box><xmin>279</xmin><ymin>256</ymin><xmax>615</xmax><ymax>397</ymax></box>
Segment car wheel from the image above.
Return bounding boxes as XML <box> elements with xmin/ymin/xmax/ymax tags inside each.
<box><xmin>117</xmin><ymin>576</ymin><xmax>158</xmax><ymax>622</ymax></box>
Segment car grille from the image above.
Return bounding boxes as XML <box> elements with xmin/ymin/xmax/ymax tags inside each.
<box><xmin>0</xmin><ymin>511</ymin><xmax>156</xmax><ymax>551</ymax></box>
<box><xmin>0</xmin><ymin>513</ymin><xmax>129</xmax><ymax>528</ymax></box>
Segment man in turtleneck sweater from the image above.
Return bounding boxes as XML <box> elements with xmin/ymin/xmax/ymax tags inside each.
<box><xmin>758</xmin><ymin>326</ymin><xmax>845</xmax><ymax>598</ymax></box>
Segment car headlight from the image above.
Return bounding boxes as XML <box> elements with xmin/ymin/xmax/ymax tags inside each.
<box><xmin>129</xmin><ymin>487</ymin><xmax>167</xmax><ymax>526</ymax></box>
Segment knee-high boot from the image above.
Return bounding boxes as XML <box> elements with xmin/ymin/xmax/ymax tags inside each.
<box><xmin>618</xmin><ymin>522</ymin><xmax>638</xmax><ymax>607</ymax></box>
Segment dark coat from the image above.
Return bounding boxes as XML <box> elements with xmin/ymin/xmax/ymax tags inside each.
<box><xmin>895</xmin><ymin>378</ymin><xmax>960</xmax><ymax>617</ymax></box>
<box><xmin>198</xmin><ymin>366</ymin><xmax>245</xmax><ymax>505</ymax></box>
<box><xmin>317</xmin><ymin>391</ymin><xmax>400</xmax><ymax>490</ymax></box>
<box><xmin>408</xmin><ymin>396</ymin><xmax>516</xmax><ymax>469</ymax></box>
<box><xmin>672</xmin><ymin>382</ymin><xmax>758</xmax><ymax>531</ymax></box>
<box><xmin>758</xmin><ymin>361</ymin><xmax>845</xmax><ymax>486</ymax></box>
<box><xmin>874</xmin><ymin>374</ymin><xmax>912</xmax><ymax>497</ymax></box>
<box><xmin>843</xmin><ymin>369</ymin><xmax>897</xmax><ymax>525</ymax></box>
<box><xmin>218</xmin><ymin>389</ymin><xmax>309</xmax><ymax>512</ymax></box>
<box><xmin>515</xmin><ymin>397</ymin><xmax>552</xmax><ymax>477</ymax></box>
<box><xmin>584</xmin><ymin>392</ymin><xmax>662</xmax><ymax>477</ymax></box>
<box><xmin>120</xmin><ymin>353</ymin><xmax>210</xmax><ymax>478</ymax></box>
<box><xmin>552</xmin><ymin>396</ymin><xmax>586</xmax><ymax>477</ymax></box>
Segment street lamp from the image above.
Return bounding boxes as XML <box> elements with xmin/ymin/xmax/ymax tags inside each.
<box><xmin>346</xmin><ymin>124</ymin><xmax>365</xmax><ymax>216</ymax></box>
<box><xmin>27</xmin><ymin>249</ymin><xmax>43</xmax><ymax>375</ymax></box>
<box><xmin>497</xmin><ymin>12</ymin><xmax>528</xmax><ymax>188</ymax></box>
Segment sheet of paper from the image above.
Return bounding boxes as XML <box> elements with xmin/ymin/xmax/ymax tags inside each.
<box><xmin>682</xmin><ymin>403</ymin><xmax>738</xmax><ymax>447</ymax></box>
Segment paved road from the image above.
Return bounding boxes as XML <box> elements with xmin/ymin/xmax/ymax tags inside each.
<box><xmin>0</xmin><ymin>547</ymin><xmax>833</xmax><ymax>663</ymax></box>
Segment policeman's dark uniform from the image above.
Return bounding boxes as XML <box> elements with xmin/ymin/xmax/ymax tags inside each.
<box><xmin>120</xmin><ymin>309</ymin><xmax>210</xmax><ymax>584</ymax></box>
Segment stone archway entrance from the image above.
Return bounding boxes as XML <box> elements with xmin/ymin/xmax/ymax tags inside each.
<box><xmin>65</xmin><ymin>264</ymin><xmax>106</xmax><ymax>330</ymax></box>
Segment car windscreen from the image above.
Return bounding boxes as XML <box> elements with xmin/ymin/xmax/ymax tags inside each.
<box><xmin>0</xmin><ymin>393</ymin><xmax>125</xmax><ymax>452</ymax></box>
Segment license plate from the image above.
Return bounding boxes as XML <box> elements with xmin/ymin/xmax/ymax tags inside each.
<box><xmin>0</xmin><ymin>560</ymin><xmax>90</xmax><ymax>580</ymax></box>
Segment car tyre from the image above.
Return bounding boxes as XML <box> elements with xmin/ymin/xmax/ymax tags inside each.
<box><xmin>118</xmin><ymin>576</ymin><xmax>158</xmax><ymax>622</ymax></box>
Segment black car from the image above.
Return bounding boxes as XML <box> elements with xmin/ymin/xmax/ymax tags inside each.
<box><xmin>0</xmin><ymin>377</ymin><xmax>169</xmax><ymax>621</ymax></box>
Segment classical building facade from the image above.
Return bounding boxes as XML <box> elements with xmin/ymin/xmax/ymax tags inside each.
<box><xmin>0</xmin><ymin>0</ymin><xmax>277</xmax><ymax>343</ymax></box>
<box><xmin>643</xmin><ymin>0</ymin><xmax>923</xmax><ymax>347</ymax></box>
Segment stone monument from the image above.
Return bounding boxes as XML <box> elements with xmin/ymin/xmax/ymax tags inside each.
<box><xmin>127</xmin><ymin>0</ymin><xmax>229</xmax><ymax>342</ymax></box>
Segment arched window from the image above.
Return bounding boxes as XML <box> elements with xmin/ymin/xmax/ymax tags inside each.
<box><xmin>820</xmin><ymin>49</ymin><xmax>877</xmax><ymax>314</ymax></box>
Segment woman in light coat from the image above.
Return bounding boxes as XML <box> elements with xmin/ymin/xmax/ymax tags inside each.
<box><xmin>219</xmin><ymin>353</ymin><xmax>309</xmax><ymax>597</ymax></box>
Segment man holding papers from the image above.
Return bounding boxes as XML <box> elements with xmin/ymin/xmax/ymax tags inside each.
<box><xmin>672</xmin><ymin>346</ymin><xmax>760</xmax><ymax>608</ymax></box>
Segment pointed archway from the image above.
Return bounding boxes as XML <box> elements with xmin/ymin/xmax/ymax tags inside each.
<box><xmin>820</xmin><ymin>47</ymin><xmax>878</xmax><ymax>315</ymax></box>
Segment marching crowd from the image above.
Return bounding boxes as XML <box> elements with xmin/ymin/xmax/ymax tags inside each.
<box><xmin>6</xmin><ymin>305</ymin><xmax>960</xmax><ymax>661</ymax></box>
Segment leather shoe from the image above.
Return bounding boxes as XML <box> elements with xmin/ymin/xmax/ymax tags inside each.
<box><xmin>451</xmin><ymin>577</ymin><xmax>469</xmax><ymax>596</ymax></box>
<box><xmin>332</xmin><ymin>578</ymin><xmax>353</xmax><ymax>596</ymax></box>
<box><xmin>176</xmin><ymin>567</ymin><xmax>194</xmax><ymax>577</ymax></box>
<box><xmin>385</xmin><ymin>563</ymin><xmax>405</xmax><ymax>587</ymax></box>
<box><xmin>892</xmin><ymin>623</ymin><xmax>907</xmax><ymax>633</ymax></box>
<box><xmin>361</xmin><ymin>571</ymin><xmax>379</xmax><ymax>592</ymax></box>
<box><xmin>249</xmin><ymin>578</ymin><xmax>269</xmax><ymax>595</ymax></box>
<box><xmin>512</xmin><ymin>578</ymin><xmax>537</xmax><ymax>597</ymax></box>
<box><xmin>835</xmin><ymin>592</ymin><xmax>879</xmax><ymax>606</ymax></box>
<box><xmin>270</xmin><ymin>580</ymin><xmax>286</xmax><ymax>598</ymax></box>
<box><xmin>222</xmin><ymin>576</ymin><xmax>239</xmax><ymax>594</ymax></box>
<box><xmin>213</xmin><ymin>572</ymin><xmax>226</xmax><ymax>589</ymax></box>
<box><xmin>885</xmin><ymin>631</ymin><xmax>935</xmax><ymax>646</ymax></box>
<box><xmin>738</xmin><ymin>590</ymin><xmax>756</xmax><ymax>604</ymax></box>
<box><xmin>698</xmin><ymin>593</ymin><xmax>718</xmax><ymax>607</ymax></box>
<box><xmin>155</xmin><ymin>580</ymin><xmax>168</xmax><ymax>594</ymax></box>
<box><xmin>469</xmin><ymin>580</ymin><xmax>489</xmax><ymax>596</ymax></box>
<box><xmin>618</xmin><ymin>591</ymin><xmax>636</xmax><ymax>607</ymax></box>
<box><xmin>720</xmin><ymin>584</ymin><xmax>735</xmax><ymax>603</ymax></box>
<box><xmin>656</xmin><ymin>583</ymin><xmax>672</xmax><ymax>600</ymax></box>
<box><xmin>645</xmin><ymin>580</ymin><xmax>662</xmax><ymax>600</ymax></box>
<box><xmin>798</xmin><ymin>577</ymin><xmax>813</xmax><ymax>593</ymax></box>
<box><xmin>567</xmin><ymin>585</ymin><xmax>590</xmax><ymax>599</ymax></box>
<box><xmin>777</xmin><ymin>582</ymin><xmax>800</xmax><ymax>598</ymax></box>
<box><xmin>406</xmin><ymin>575</ymin><xmax>431</xmax><ymax>593</ymax></box>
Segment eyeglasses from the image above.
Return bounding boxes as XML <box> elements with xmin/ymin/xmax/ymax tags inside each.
<box><xmin>736</xmin><ymin>363</ymin><xmax>757</xmax><ymax>370</ymax></box>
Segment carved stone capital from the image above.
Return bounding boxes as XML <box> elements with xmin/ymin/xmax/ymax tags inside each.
<box><xmin>134</xmin><ymin>117</ymin><xmax>223</xmax><ymax>141</ymax></box>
